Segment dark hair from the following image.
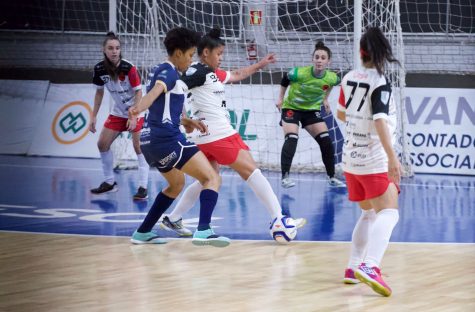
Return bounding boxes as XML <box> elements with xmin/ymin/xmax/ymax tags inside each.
<box><xmin>197</xmin><ymin>27</ymin><xmax>225</xmax><ymax>56</ymax></box>
<box><xmin>360</xmin><ymin>27</ymin><xmax>400</xmax><ymax>75</ymax></box>
<box><xmin>164</xmin><ymin>27</ymin><xmax>201</xmax><ymax>56</ymax></box>
<box><xmin>102</xmin><ymin>31</ymin><xmax>121</xmax><ymax>81</ymax></box>
<box><xmin>313</xmin><ymin>41</ymin><xmax>332</xmax><ymax>59</ymax></box>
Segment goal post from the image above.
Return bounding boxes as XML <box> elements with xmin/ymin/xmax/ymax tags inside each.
<box><xmin>113</xmin><ymin>0</ymin><xmax>413</xmax><ymax>176</ymax></box>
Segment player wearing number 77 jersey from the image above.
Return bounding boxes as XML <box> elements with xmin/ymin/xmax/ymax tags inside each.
<box><xmin>337</xmin><ymin>27</ymin><xmax>402</xmax><ymax>297</ymax></box>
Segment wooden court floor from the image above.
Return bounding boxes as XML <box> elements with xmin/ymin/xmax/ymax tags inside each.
<box><xmin>0</xmin><ymin>232</ymin><xmax>473</xmax><ymax>312</ymax></box>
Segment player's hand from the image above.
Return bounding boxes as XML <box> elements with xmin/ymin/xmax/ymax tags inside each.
<box><xmin>126</xmin><ymin>116</ymin><xmax>137</xmax><ymax>132</ymax></box>
<box><xmin>388</xmin><ymin>156</ymin><xmax>402</xmax><ymax>186</ymax></box>
<box><xmin>259</xmin><ymin>53</ymin><xmax>277</xmax><ymax>68</ymax></box>
<box><xmin>275</xmin><ymin>99</ymin><xmax>283</xmax><ymax>112</ymax></box>
<box><xmin>128</xmin><ymin>105</ymin><xmax>140</xmax><ymax>118</ymax></box>
<box><xmin>89</xmin><ymin>117</ymin><xmax>97</xmax><ymax>133</ymax></box>
<box><xmin>182</xmin><ymin>118</ymin><xmax>208</xmax><ymax>134</ymax></box>
<box><xmin>323</xmin><ymin>98</ymin><xmax>331</xmax><ymax>114</ymax></box>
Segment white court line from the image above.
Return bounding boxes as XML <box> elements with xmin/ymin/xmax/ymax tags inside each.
<box><xmin>0</xmin><ymin>204</ymin><xmax>36</xmax><ymax>208</ymax></box>
<box><xmin>0</xmin><ymin>163</ymin><xmax>102</xmax><ymax>172</ymax></box>
<box><xmin>0</xmin><ymin>230</ymin><xmax>474</xmax><ymax>245</ymax></box>
<box><xmin>0</xmin><ymin>162</ymin><xmax>474</xmax><ymax>189</ymax></box>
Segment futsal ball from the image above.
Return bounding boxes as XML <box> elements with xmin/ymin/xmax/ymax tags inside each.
<box><xmin>269</xmin><ymin>217</ymin><xmax>297</xmax><ymax>244</ymax></box>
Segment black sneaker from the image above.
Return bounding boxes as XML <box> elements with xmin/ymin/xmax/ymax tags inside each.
<box><xmin>90</xmin><ymin>182</ymin><xmax>118</xmax><ymax>194</ymax></box>
<box><xmin>133</xmin><ymin>187</ymin><xmax>148</xmax><ymax>200</ymax></box>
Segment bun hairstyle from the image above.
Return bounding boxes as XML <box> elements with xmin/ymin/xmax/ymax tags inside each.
<box><xmin>198</xmin><ymin>26</ymin><xmax>226</xmax><ymax>56</ymax></box>
<box><xmin>360</xmin><ymin>27</ymin><xmax>400</xmax><ymax>75</ymax></box>
<box><xmin>102</xmin><ymin>31</ymin><xmax>122</xmax><ymax>81</ymax></box>
<box><xmin>313</xmin><ymin>41</ymin><xmax>332</xmax><ymax>59</ymax></box>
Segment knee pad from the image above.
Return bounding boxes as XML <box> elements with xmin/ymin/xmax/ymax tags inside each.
<box><xmin>315</xmin><ymin>132</ymin><xmax>332</xmax><ymax>148</ymax></box>
<box><xmin>283</xmin><ymin>133</ymin><xmax>299</xmax><ymax>155</ymax></box>
<box><xmin>285</xmin><ymin>133</ymin><xmax>299</xmax><ymax>142</ymax></box>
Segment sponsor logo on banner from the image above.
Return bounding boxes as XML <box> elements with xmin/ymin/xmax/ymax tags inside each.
<box><xmin>404</xmin><ymin>89</ymin><xmax>475</xmax><ymax>175</ymax></box>
<box><xmin>52</xmin><ymin>101</ymin><xmax>92</xmax><ymax>144</ymax></box>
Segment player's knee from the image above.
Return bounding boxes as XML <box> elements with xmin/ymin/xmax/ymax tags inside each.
<box><xmin>200</xmin><ymin>170</ymin><xmax>221</xmax><ymax>191</ymax></box>
<box><xmin>166</xmin><ymin>179</ymin><xmax>185</xmax><ymax>197</ymax></box>
<box><xmin>97</xmin><ymin>140</ymin><xmax>109</xmax><ymax>152</ymax></box>
<box><xmin>315</xmin><ymin>132</ymin><xmax>332</xmax><ymax>149</ymax></box>
<box><xmin>282</xmin><ymin>133</ymin><xmax>298</xmax><ymax>156</ymax></box>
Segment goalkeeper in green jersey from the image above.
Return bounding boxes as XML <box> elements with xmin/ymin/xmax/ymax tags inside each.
<box><xmin>276</xmin><ymin>41</ymin><xmax>346</xmax><ymax>188</ymax></box>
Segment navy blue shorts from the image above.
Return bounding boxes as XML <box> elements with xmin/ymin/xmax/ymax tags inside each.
<box><xmin>141</xmin><ymin>135</ymin><xmax>200</xmax><ymax>173</ymax></box>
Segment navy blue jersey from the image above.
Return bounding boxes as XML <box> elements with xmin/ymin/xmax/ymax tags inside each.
<box><xmin>142</xmin><ymin>61</ymin><xmax>186</xmax><ymax>141</ymax></box>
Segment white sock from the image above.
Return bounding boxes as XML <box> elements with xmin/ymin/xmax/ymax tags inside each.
<box><xmin>168</xmin><ymin>180</ymin><xmax>202</xmax><ymax>222</ymax></box>
<box><xmin>348</xmin><ymin>209</ymin><xmax>376</xmax><ymax>269</ymax></box>
<box><xmin>137</xmin><ymin>153</ymin><xmax>149</xmax><ymax>189</ymax></box>
<box><xmin>364</xmin><ymin>208</ymin><xmax>399</xmax><ymax>268</ymax></box>
<box><xmin>246</xmin><ymin>169</ymin><xmax>283</xmax><ymax>220</ymax></box>
<box><xmin>100</xmin><ymin>150</ymin><xmax>114</xmax><ymax>184</ymax></box>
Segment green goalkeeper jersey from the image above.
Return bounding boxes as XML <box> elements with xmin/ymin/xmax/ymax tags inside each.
<box><xmin>282</xmin><ymin>66</ymin><xmax>340</xmax><ymax>111</ymax></box>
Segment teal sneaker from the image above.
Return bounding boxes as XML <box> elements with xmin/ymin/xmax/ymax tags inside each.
<box><xmin>130</xmin><ymin>230</ymin><xmax>167</xmax><ymax>244</ymax></box>
<box><xmin>192</xmin><ymin>229</ymin><xmax>230</xmax><ymax>248</ymax></box>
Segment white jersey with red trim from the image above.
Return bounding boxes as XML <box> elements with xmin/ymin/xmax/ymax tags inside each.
<box><xmin>337</xmin><ymin>68</ymin><xmax>397</xmax><ymax>174</ymax></box>
<box><xmin>92</xmin><ymin>58</ymin><xmax>142</xmax><ymax>118</ymax></box>
<box><xmin>181</xmin><ymin>62</ymin><xmax>236</xmax><ymax>144</ymax></box>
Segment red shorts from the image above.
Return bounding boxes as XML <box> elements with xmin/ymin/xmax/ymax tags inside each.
<box><xmin>198</xmin><ymin>133</ymin><xmax>250</xmax><ymax>165</ymax></box>
<box><xmin>104</xmin><ymin>115</ymin><xmax>144</xmax><ymax>133</ymax></box>
<box><xmin>344</xmin><ymin>172</ymin><xmax>400</xmax><ymax>202</ymax></box>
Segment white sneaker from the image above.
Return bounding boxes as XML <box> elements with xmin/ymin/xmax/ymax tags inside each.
<box><xmin>281</xmin><ymin>177</ymin><xmax>296</xmax><ymax>188</ymax></box>
<box><xmin>293</xmin><ymin>217</ymin><xmax>307</xmax><ymax>229</ymax></box>
<box><xmin>160</xmin><ymin>216</ymin><xmax>193</xmax><ymax>237</ymax></box>
<box><xmin>328</xmin><ymin>177</ymin><xmax>346</xmax><ymax>187</ymax></box>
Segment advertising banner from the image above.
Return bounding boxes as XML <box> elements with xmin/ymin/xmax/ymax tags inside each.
<box><xmin>404</xmin><ymin>88</ymin><xmax>475</xmax><ymax>175</ymax></box>
<box><xmin>28</xmin><ymin>84</ymin><xmax>110</xmax><ymax>158</ymax></box>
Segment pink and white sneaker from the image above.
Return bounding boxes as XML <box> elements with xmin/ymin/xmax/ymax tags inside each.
<box><xmin>355</xmin><ymin>263</ymin><xmax>392</xmax><ymax>297</ymax></box>
<box><xmin>343</xmin><ymin>268</ymin><xmax>360</xmax><ymax>284</ymax></box>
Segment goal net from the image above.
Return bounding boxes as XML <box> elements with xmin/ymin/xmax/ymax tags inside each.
<box><xmin>114</xmin><ymin>0</ymin><xmax>413</xmax><ymax>176</ymax></box>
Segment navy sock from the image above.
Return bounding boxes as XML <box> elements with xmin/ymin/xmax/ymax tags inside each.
<box><xmin>197</xmin><ymin>189</ymin><xmax>218</xmax><ymax>231</ymax></box>
<box><xmin>137</xmin><ymin>192</ymin><xmax>174</xmax><ymax>233</ymax></box>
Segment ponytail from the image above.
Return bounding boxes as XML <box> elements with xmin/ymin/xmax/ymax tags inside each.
<box><xmin>102</xmin><ymin>31</ymin><xmax>122</xmax><ymax>81</ymax></box>
<box><xmin>197</xmin><ymin>26</ymin><xmax>225</xmax><ymax>56</ymax></box>
<box><xmin>360</xmin><ymin>27</ymin><xmax>399</xmax><ymax>75</ymax></box>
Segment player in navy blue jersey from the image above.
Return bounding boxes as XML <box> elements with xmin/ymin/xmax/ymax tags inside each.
<box><xmin>128</xmin><ymin>27</ymin><xmax>230</xmax><ymax>247</ymax></box>
<box><xmin>90</xmin><ymin>32</ymin><xmax>149</xmax><ymax>200</ymax></box>
<box><xmin>159</xmin><ymin>27</ymin><xmax>306</xmax><ymax>240</ymax></box>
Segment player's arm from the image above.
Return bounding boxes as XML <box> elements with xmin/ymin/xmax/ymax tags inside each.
<box><xmin>323</xmin><ymin>86</ymin><xmax>334</xmax><ymax>113</ymax></box>
<box><xmin>227</xmin><ymin>53</ymin><xmax>276</xmax><ymax>83</ymax></box>
<box><xmin>371</xmin><ymin>84</ymin><xmax>401</xmax><ymax>184</ymax></box>
<box><xmin>126</xmin><ymin>66</ymin><xmax>144</xmax><ymax>130</ymax></box>
<box><xmin>181</xmin><ymin>116</ymin><xmax>207</xmax><ymax>134</ymax></box>
<box><xmin>336</xmin><ymin>87</ymin><xmax>346</xmax><ymax>122</ymax></box>
<box><xmin>126</xmin><ymin>88</ymin><xmax>143</xmax><ymax>131</ymax></box>
<box><xmin>276</xmin><ymin>73</ymin><xmax>290</xmax><ymax>112</ymax></box>
<box><xmin>129</xmin><ymin>82</ymin><xmax>165</xmax><ymax>117</ymax></box>
<box><xmin>90</xmin><ymin>65</ymin><xmax>105</xmax><ymax>133</ymax></box>
<box><xmin>89</xmin><ymin>88</ymin><xmax>104</xmax><ymax>133</ymax></box>
<box><xmin>374</xmin><ymin>119</ymin><xmax>401</xmax><ymax>185</ymax></box>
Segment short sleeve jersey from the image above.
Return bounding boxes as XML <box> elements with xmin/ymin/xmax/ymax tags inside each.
<box><xmin>337</xmin><ymin>68</ymin><xmax>397</xmax><ymax>174</ymax></box>
<box><xmin>181</xmin><ymin>62</ymin><xmax>235</xmax><ymax>144</ymax></box>
<box><xmin>142</xmin><ymin>61</ymin><xmax>187</xmax><ymax>141</ymax></box>
<box><xmin>283</xmin><ymin>67</ymin><xmax>340</xmax><ymax>111</ymax></box>
<box><xmin>92</xmin><ymin>59</ymin><xmax>141</xmax><ymax>118</ymax></box>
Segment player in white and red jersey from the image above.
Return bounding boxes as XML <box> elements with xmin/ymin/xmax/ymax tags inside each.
<box><xmin>89</xmin><ymin>32</ymin><xmax>149</xmax><ymax>200</ymax></box>
<box><xmin>159</xmin><ymin>27</ymin><xmax>306</xmax><ymax>240</ymax></box>
<box><xmin>337</xmin><ymin>27</ymin><xmax>402</xmax><ymax>297</ymax></box>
